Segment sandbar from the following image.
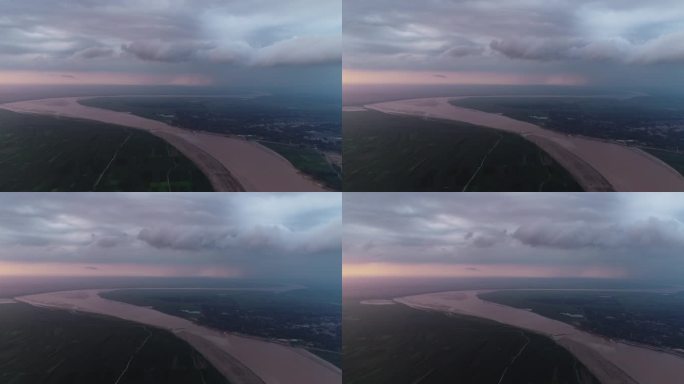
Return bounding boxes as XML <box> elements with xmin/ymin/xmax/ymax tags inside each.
<box><xmin>0</xmin><ymin>97</ymin><xmax>325</xmax><ymax>192</ymax></box>
<box><xmin>16</xmin><ymin>289</ymin><xmax>341</xmax><ymax>384</ymax></box>
<box><xmin>396</xmin><ymin>290</ymin><xmax>684</xmax><ymax>384</ymax></box>
<box><xmin>366</xmin><ymin>97</ymin><xmax>684</xmax><ymax>192</ymax></box>
<box><xmin>359</xmin><ymin>299</ymin><xmax>395</xmax><ymax>305</ymax></box>
<box><xmin>342</xmin><ymin>106</ymin><xmax>367</xmax><ymax>112</ymax></box>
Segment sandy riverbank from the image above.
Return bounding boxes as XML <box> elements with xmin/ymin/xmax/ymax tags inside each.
<box><xmin>366</xmin><ymin>97</ymin><xmax>684</xmax><ymax>191</ymax></box>
<box><xmin>359</xmin><ymin>299</ymin><xmax>395</xmax><ymax>305</ymax></box>
<box><xmin>396</xmin><ymin>290</ymin><xmax>684</xmax><ymax>384</ymax></box>
<box><xmin>0</xmin><ymin>97</ymin><xmax>324</xmax><ymax>192</ymax></box>
<box><xmin>16</xmin><ymin>289</ymin><xmax>341</xmax><ymax>384</ymax></box>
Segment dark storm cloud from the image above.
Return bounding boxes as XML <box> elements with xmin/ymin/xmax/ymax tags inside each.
<box><xmin>120</xmin><ymin>41</ymin><xmax>214</xmax><ymax>63</ymax></box>
<box><xmin>137</xmin><ymin>226</ymin><xmax>237</xmax><ymax>250</ymax></box>
<box><xmin>488</xmin><ymin>38</ymin><xmax>584</xmax><ymax>61</ymax></box>
<box><xmin>137</xmin><ymin>220</ymin><xmax>340</xmax><ymax>254</ymax></box>
<box><xmin>0</xmin><ymin>193</ymin><xmax>341</xmax><ymax>279</ymax></box>
<box><xmin>118</xmin><ymin>38</ymin><xmax>342</xmax><ymax>67</ymax></box>
<box><xmin>251</xmin><ymin>36</ymin><xmax>341</xmax><ymax>66</ymax></box>
<box><xmin>511</xmin><ymin>217</ymin><xmax>684</xmax><ymax>249</ymax></box>
<box><xmin>344</xmin><ymin>193</ymin><xmax>684</xmax><ymax>280</ymax></box>
<box><xmin>344</xmin><ymin>0</ymin><xmax>684</xmax><ymax>85</ymax></box>
<box><xmin>96</xmin><ymin>232</ymin><xmax>129</xmax><ymax>248</ymax></box>
<box><xmin>471</xmin><ymin>231</ymin><xmax>504</xmax><ymax>248</ymax></box>
<box><xmin>443</xmin><ymin>41</ymin><xmax>485</xmax><ymax>58</ymax></box>
<box><xmin>0</xmin><ymin>0</ymin><xmax>340</xmax><ymax>85</ymax></box>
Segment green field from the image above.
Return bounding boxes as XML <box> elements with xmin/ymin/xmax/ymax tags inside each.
<box><xmin>102</xmin><ymin>288</ymin><xmax>342</xmax><ymax>367</ymax></box>
<box><xmin>0</xmin><ymin>302</ymin><xmax>229</xmax><ymax>384</ymax></box>
<box><xmin>480</xmin><ymin>290</ymin><xmax>684</xmax><ymax>351</ymax></box>
<box><xmin>79</xmin><ymin>96</ymin><xmax>342</xmax><ymax>190</ymax></box>
<box><xmin>643</xmin><ymin>148</ymin><xmax>684</xmax><ymax>176</ymax></box>
<box><xmin>0</xmin><ymin>110</ymin><xmax>212</xmax><ymax>191</ymax></box>
<box><xmin>451</xmin><ymin>96</ymin><xmax>684</xmax><ymax>177</ymax></box>
<box><xmin>343</xmin><ymin>110</ymin><xmax>582</xmax><ymax>191</ymax></box>
<box><xmin>259</xmin><ymin>141</ymin><xmax>341</xmax><ymax>190</ymax></box>
<box><xmin>344</xmin><ymin>300</ymin><xmax>599</xmax><ymax>384</ymax></box>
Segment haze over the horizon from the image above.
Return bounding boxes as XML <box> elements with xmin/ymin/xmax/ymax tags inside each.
<box><xmin>344</xmin><ymin>0</ymin><xmax>684</xmax><ymax>89</ymax></box>
<box><xmin>0</xmin><ymin>0</ymin><xmax>340</xmax><ymax>91</ymax></box>
<box><xmin>344</xmin><ymin>193</ymin><xmax>684</xmax><ymax>282</ymax></box>
<box><xmin>0</xmin><ymin>193</ymin><xmax>341</xmax><ymax>281</ymax></box>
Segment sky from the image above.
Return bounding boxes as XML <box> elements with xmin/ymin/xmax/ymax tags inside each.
<box><xmin>0</xmin><ymin>0</ymin><xmax>340</xmax><ymax>90</ymax></box>
<box><xmin>344</xmin><ymin>0</ymin><xmax>684</xmax><ymax>88</ymax></box>
<box><xmin>344</xmin><ymin>193</ymin><xmax>684</xmax><ymax>282</ymax></box>
<box><xmin>0</xmin><ymin>193</ymin><xmax>341</xmax><ymax>282</ymax></box>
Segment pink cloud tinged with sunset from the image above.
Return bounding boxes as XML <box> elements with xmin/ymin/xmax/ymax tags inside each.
<box><xmin>343</xmin><ymin>69</ymin><xmax>587</xmax><ymax>86</ymax></box>
<box><xmin>343</xmin><ymin>262</ymin><xmax>626</xmax><ymax>279</ymax></box>
<box><xmin>0</xmin><ymin>71</ymin><xmax>212</xmax><ymax>86</ymax></box>
<box><xmin>0</xmin><ymin>261</ymin><xmax>242</xmax><ymax>278</ymax></box>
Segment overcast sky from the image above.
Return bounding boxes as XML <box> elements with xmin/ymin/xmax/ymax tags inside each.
<box><xmin>344</xmin><ymin>0</ymin><xmax>684</xmax><ymax>88</ymax></box>
<box><xmin>0</xmin><ymin>0</ymin><xmax>340</xmax><ymax>89</ymax></box>
<box><xmin>0</xmin><ymin>193</ymin><xmax>341</xmax><ymax>281</ymax></box>
<box><xmin>344</xmin><ymin>193</ymin><xmax>684</xmax><ymax>282</ymax></box>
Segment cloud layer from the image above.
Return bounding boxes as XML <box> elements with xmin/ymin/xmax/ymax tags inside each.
<box><xmin>344</xmin><ymin>193</ymin><xmax>684</xmax><ymax>281</ymax></box>
<box><xmin>344</xmin><ymin>0</ymin><xmax>684</xmax><ymax>86</ymax></box>
<box><xmin>0</xmin><ymin>193</ymin><xmax>341</xmax><ymax>280</ymax></box>
<box><xmin>0</xmin><ymin>0</ymin><xmax>341</xmax><ymax>86</ymax></box>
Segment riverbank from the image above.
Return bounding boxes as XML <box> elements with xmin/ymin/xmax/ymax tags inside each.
<box><xmin>0</xmin><ymin>97</ymin><xmax>325</xmax><ymax>191</ymax></box>
<box><xmin>366</xmin><ymin>97</ymin><xmax>684</xmax><ymax>191</ymax></box>
<box><xmin>16</xmin><ymin>289</ymin><xmax>341</xmax><ymax>384</ymax></box>
<box><xmin>396</xmin><ymin>290</ymin><xmax>684</xmax><ymax>384</ymax></box>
